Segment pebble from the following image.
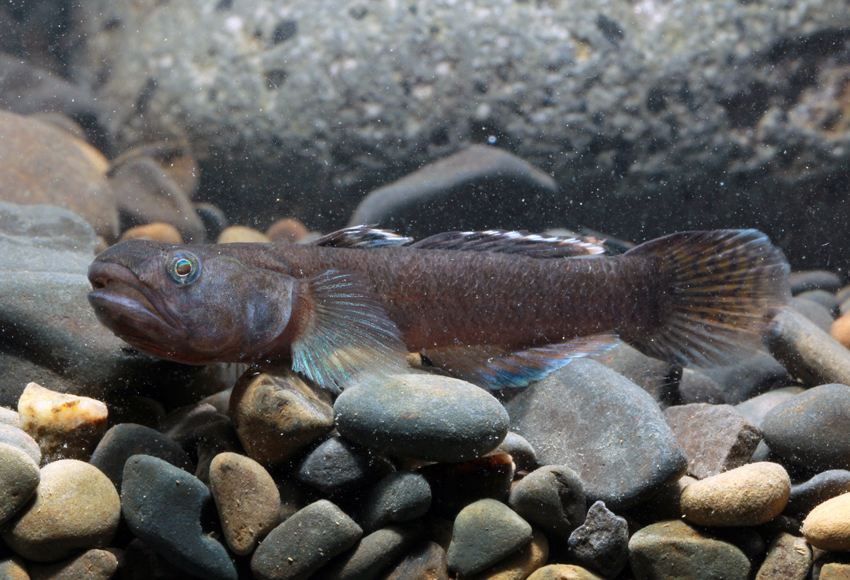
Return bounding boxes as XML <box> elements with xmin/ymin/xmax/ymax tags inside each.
<box><xmin>766</xmin><ymin>309</ymin><xmax>850</xmax><ymax>387</ymax></box>
<box><xmin>118</xmin><ymin>222</ymin><xmax>183</xmax><ymax>244</ymax></box>
<box><xmin>209</xmin><ymin>452</ymin><xmax>281</xmax><ymax>556</ymax></box>
<box><xmin>567</xmin><ymin>501</ymin><xmax>629</xmax><ymax>579</ymax></box>
<box><xmin>629</xmin><ymin>520</ymin><xmax>750</xmax><ymax>580</ymax></box>
<box><xmin>2</xmin><ymin>459</ymin><xmax>120</xmax><ymax>562</ymax></box>
<box><xmin>121</xmin><ymin>455</ymin><xmax>237</xmax><ymax>580</ymax></box>
<box><xmin>334</xmin><ymin>374</ymin><xmax>509</xmax><ymax>463</ymax></box>
<box><xmin>251</xmin><ymin>499</ymin><xmax>363</xmax><ymax>580</ymax></box>
<box><xmin>0</xmin><ymin>443</ymin><xmax>40</xmax><ymax>525</ymax></box>
<box><xmin>832</xmin><ymin>312</ymin><xmax>850</xmax><ymax>349</ymax></box>
<box><xmin>802</xmin><ymin>491</ymin><xmax>850</xmax><ymax>551</ymax></box>
<box><xmin>734</xmin><ymin>386</ymin><xmax>805</xmax><ymax>427</ymax></box>
<box><xmin>701</xmin><ymin>352</ymin><xmax>794</xmax><ymax>405</ymax></box>
<box><xmin>217</xmin><ymin>225</ymin><xmax>271</xmax><ymax>243</ymax></box>
<box><xmin>526</xmin><ymin>565</ymin><xmax>604</xmax><ymax>580</ymax></box>
<box><xmin>821</xmin><ymin>563</ymin><xmax>850</xmax><ymax>579</ymax></box>
<box><xmin>791</xmin><ymin>297</ymin><xmax>835</xmax><ymax>333</ymax></box>
<box><xmin>787</xmin><ymin>470</ymin><xmax>850</xmax><ymax>519</ymax></box>
<box><xmin>799</xmin><ymin>289</ymin><xmax>841</xmax><ymax>317</ymax></box>
<box><xmin>230</xmin><ymin>370</ymin><xmax>334</xmax><ymax>465</ymax></box>
<box><xmin>295</xmin><ymin>435</ymin><xmax>392</xmax><ymax>496</ymax></box>
<box><xmin>466</xmin><ymin>529</ymin><xmax>548</xmax><ymax>580</ymax></box>
<box><xmin>663</xmin><ymin>403</ymin><xmax>762</xmax><ymax>479</ymax></box>
<box><xmin>419</xmin><ymin>453</ymin><xmax>515</xmax><ymax>517</ymax></box>
<box><xmin>160</xmin><ymin>403</ymin><xmax>226</xmax><ymax>450</ymax></box>
<box><xmin>17</xmin><ymin>382</ymin><xmax>108</xmax><ymax>463</ymax></box>
<box><xmin>790</xmin><ymin>270</ymin><xmax>842</xmax><ymax>295</ymax></box>
<box><xmin>507</xmin><ymin>465</ymin><xmax>586</xmax><ymax>541</ymax></box>
<box><xmin>0</xmin><ymin>423</ymin><xmax>41</xmax><ymax>465</ymax></box>
<box><xmin>194</xmin><ymin>202</ymin><xmax>229</xmax><ymax>242</ymax></box>
<box><xmin>762</xmin><ymin>383</ymin><xmax>850</xmax><ymax>471</ymax></box>
<box><xmin>495</xmin><ymin>432</ymin><xmax>538</xmax><ymax>473</ymax></box>
<box><xmin>502</xmin><ymin>359</ymin><xmax>687</xmax><ymax>510</ymax></box>
<box><xmin>89</xmin><ymin>423</ymin><xmax>193</xmax><ymax>492</ymax></box>
<box><xmin>383</xmin><ymin>542</ymin><xmax>448</xmax><ymax>580</ymax></box>
<box><xmin>677</xmin><ymin>368</ymin><xmax>727</xmax><ymax>405</ymax></box>
<box><xmin>0</xmin><ymin>556</ymin><xmax>29</xmax><ymax>580</ymax></box>
<box><xmin>446</xmin><ymin>499</ymin><xmax>532</xmax><ymax>577</ymax></box>
<box><xmin>754</xmin><ymin>532</ymin><xmax>810</xmax><ymax>580</ymax></box>
<box><xmin>680</xmin><ymin>462</ymin><xmax>791</xmax><ymax>527</ymax></box>
<box><xmin>358</xmin><ymin>471</ymin><xmax>432</xmax><ymax>532</ymax></box>
<box><xmin>266</xmin><ymin>218</ymin><xmax>310</xmax><ymax>243</ymax></box>
<box><xmin>593</xmin><ymin>343</ymin><xmax>680</xmax><ymax>407</ymax></box>
<box><xmin>0</xmin><ymin>406</ymin><xmax>19</xmax><ymax>427</ymax></box>
<box><xmin>27</xmin><ymin>549</ymin><xmax>119</xmax><ymax>580</ymax></box>
<box><xmin>313</xmin><ymin>526</ymin><xmax>419</xmax><ymax>580</ymax></box>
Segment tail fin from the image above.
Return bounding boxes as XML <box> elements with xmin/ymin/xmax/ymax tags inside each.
<box><xmin>626</xmin><ymin>230</ymin><xmax>790</xmax><ymax>368</ymax></box>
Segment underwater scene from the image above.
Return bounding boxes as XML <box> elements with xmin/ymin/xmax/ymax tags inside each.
<box><xmin>4</xmin><ymin>0</ymin><xmax>850</xmax><ymax>578</ymax></box>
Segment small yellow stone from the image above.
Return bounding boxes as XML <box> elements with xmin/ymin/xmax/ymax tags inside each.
<box><xmin>527</xmin><ymin>564</ymin><xmax>604</xmax><ymax>580</ymax></box>
<box><xmin>217</xmin><ymin>225</ymin><xmax>270</xmax><ymax>244</ymax></box>
<box><xmin>119</xmin><ymin>222</ymin><xmax>183</xmax><ymax>244</ymax></box>
<box><xmin>802</xmin><ymin>491</ymin><xmax>850</xmax><ymax>551</ymax></box>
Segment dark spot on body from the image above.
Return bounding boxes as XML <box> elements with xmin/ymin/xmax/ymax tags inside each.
<box><xmin>474</xmin><ymin>80</ymin><xmax>488</xmax><ymax>94</ymax></box>
<box><xmin>103</xmin><ymin>17</ymin><xmax>121</xmax><ymax>30</ymax></box>
<box><xmin>135</xmin><ymin>78</ymin><xmax>158</xmax><ymax>115</ymax></box>
<box><xmin>646</xmin><ymin>87</ymin><xmax>667</xmax><ymax>112</ymax></box>
<box><xmin>409</xmin><ymin>4</ymin><xmax>417</xmax><ymax>14</ymax></box>
<box><xmin>265</xmin><ymin>69</ymin><xmax>288</xmax><ymax>89</ymax></box>
<box><xmin>271</xmin><ymin>20</ymin><xmax>297</xmax><ymax>45</ymax></box>
<box><xmin>215</xmin><ymin>0</ymin><xmax>233</xmax><ymax>11</ymax></box>
<box><xmin>349</xmin><ymin>6</ymin><xmax>368</xmax><ymax>19</ymax></box>
<box><xmin>430</xmin><ymin>126</ymin><xmax>450</xmax><ymax>146</ymax></box>
<box><xmin>596</xmin><ymin>14</ymin><xmax>624</xmax><ymax>45</ymax></box>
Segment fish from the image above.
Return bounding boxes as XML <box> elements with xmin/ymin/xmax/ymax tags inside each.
<box><xmin>87</xmin><ymin>226</ymin><xmax>790</xmax><ymax>393</ymax></box>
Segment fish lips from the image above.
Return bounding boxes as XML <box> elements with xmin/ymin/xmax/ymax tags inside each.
<box><xmin>87</xmin><ymin>261</ymin><xmax>189</xmax><ymax>345</ymax></box>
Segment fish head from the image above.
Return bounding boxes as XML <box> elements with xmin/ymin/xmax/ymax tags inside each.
<box><xmin>87</xmin><ymin>239</ymin><xmax>298</xmax><ymax>364</ymax></box>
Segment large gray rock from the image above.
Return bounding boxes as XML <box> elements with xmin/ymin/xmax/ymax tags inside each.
<box><xmin>0</xmin><ymin>202</ymin><xmax>231</xmax><ymax>406</ymax></box>
<box><xmin>73</xmin><ymin>0</ymin><xmax>850</xmax><ymax>270</ymax></box>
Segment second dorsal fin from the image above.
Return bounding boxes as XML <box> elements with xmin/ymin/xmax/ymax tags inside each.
<box><xmin>309</xmin><ymin>226</ymin><xmax>413</xmax><ymax>248</ymax></box>
<box><xmin>410</xmin><ymin>230</ymin><xmax>606</xmax><ymax>258</ymax></box>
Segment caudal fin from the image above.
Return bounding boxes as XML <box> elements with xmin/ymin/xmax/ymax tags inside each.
<box><xmin>626</xmin><ymin>230</ymin><xmax>790</xmax><ymax>368</ymax></box>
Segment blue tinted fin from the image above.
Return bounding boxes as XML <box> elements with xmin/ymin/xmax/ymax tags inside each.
<box><xmin>308</xmin><ymin>226</ymin><xmax>413</xmax><ymax>248</ymax></box>
<box><xmin>410</xmin><ymin>230</ymin><xmax>606</xmax><ymax>258</ymax></box>
<box><xmin>422</xmin><ymin>333</ymin><xmax>620</xmax><ymax>390</ymax></box>
<box><xmin>291</xmin><ymin>270</ymin><xmax>409</xmax><ymax>393</ymax></box>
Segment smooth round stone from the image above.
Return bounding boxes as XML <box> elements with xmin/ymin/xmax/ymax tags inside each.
<box><xmin>527</xmin><ymin>564</ymin><xmax>604</xmax><ymax>580</ymax></box>
<box><xmin>295</xmin><ymin>435</ymin><xmax>391</xmax><ymax>496</ymax></box>
<box><xmin>447</xmin><ymin>499</ymin><xmax>532</xmax><ymax>576</ymax></box>
<box><xmin>2</xmin><ymin>459</ymin><xmax>120</xmax><ymax>562</ymax></box>
<box><xmin>251</xmin><ymin>500</ymin><xmax>363</xmax><ymax>580</ymax></box>
<box><xmin>313</xmin><ymin>526</ymin><xmax>419</xmax><ymax>580</ymax></box>
<box><xmin>0</xmin><ymin>406</ymin><xmax>19</xmax><ymax>427</ymax></box>
<box><xmin>217</xmin><ymin>225</ymin><xmax>270</xmax><ymax>243</ymax></box>
<box><xmin>28</xmin><ymin>548</ymin><xmax>119</xmax><ymax>580</ymax></box>
<box><xmin>680</xmin><ymin>462</ymin><xmax>790</xmax><ymax>527</ymax></box>
<box><xmin>790</xmin><ymin>270</ymin><xmax>842</xmax><ymax>295</ymax></box>
<box><xmin>383</xmin><ymin>542</ymin><xmax>448</xmax><ymax>580</ymax></box>
<box><xmin>802</xmin><ymin>491</ymin><xmax>850</xmax><ymax>551</ymax></box>
<box><xmin>766</xmin><ymin>310</ymin><xmax>850</xmax><ymax>388</ymax></box>
<box><xmin>832</xmin><ymin>312</ymin><xmax>850</xmax><ymax>349</ymax></box>
<box><xmin>0</xmin><ymin>556</ymin><xmax>28</xmax><ymax>580</ymax></box>
<box><xmin>791</xmin><ymin>297</ymin><xmax>835</xmax><ymax>333</ymax></box>
<box><xmin>122</xmin><ymin>455</ymin><xmax>237</xmax><ymax>580</ymax></box>
<box><xmin>495</xmin><ymin>432</ymin><xmax>538</xmax><ymax>472</ymax></box>
<box><xmin>465</xmin><ymin>529</ymin><xmax>548</xmax><ymax>580</ymax></box>
<box><xmin>359</xmin><ymin>471</ymin><xmax>432</xmax><ymax>532</ymax></box>
<box><xmin>508</xmin><ymin>465</ymin><xmax>586</xmax><ymax>541</ymax></box>
<box><xmin>0</xmin><ymin>423</ymin><xmax>41</xmax><ymax>465</ymax></box>
<box><xmin>0</xmin><ymin>442</ymin><xmax>39</xmax><ymax>525</ymax></box>
<box><xmin>209</xmin><ymin>452</ymin><xmax>280</xmax><ymax>556</ymax></box>
<box><xmin>119</xmin><ymin>222</ymin><xmax>183</xmax><ymax>244</ymax></box>
<box><xmin>734</xmin><ymin>387</ymin><xmax>805</xmax><ymax>428</ymax></box>
<box><xmin>89</xmin><ymin>423</ymin><xmax>193</xmax><ymax>493</ymax></box>
<box><xmin>17</xmin><ymin>382</ymin><xmax>108</xmax><ymax>463</ymax></box>
<box><xmin>567</xmin><ymin>501</ymin><xmax>629</xmax><ymax>579</ymax></box>
<box><xmin>786</xmin><ymin>470</ymin><xmax>850</xmax><ymax>519</ymax></box>
<box><xmin>762</xmin><ymin>383</ymin><xmax>850</xmax><ymax>471</ymax></box>
<box><xmin>799</xmin><ymin>289</ymin><xmax>841</xmax><ymax>317</ymax></box>
<box><xmin>821</xmin><ymin>563</ymin><xmax>850</xmax><ymax>579</ymax></box>
<box><xmin>629</xmin><ymin>520</ymin><xmax>750</xmax><ymax>580</ymax></box>
<box><xmin>335</xmin><ymin>374</ymin><xmax>509</xmax><ymax>463</ymax></box>
<box><xmin>753</xmin><ymin>532</ymin><xmax>810</xmax><ymax>580</ymax></box>
<box><xmin>266</xmin><ymin>218</ymin><xmax>309</xmax><ymax>243</ymax></box>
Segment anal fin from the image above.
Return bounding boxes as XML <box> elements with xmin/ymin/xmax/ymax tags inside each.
<box><xmin>422</xmin><ymin>333</ymin><xmax>620</xmax><ymax>390</ymax></box>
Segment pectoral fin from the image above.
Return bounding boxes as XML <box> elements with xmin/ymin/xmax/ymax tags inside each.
<box><xmin>291</xmin><ymin>270</ymin><xmax>410</xmax><ymax>393</ymax></box>
<box><xmin>422</xmin><ymin>333</ymin><xmax>620</xmax><ymax>390</ymax></box>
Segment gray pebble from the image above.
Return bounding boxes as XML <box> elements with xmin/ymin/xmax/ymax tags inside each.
<box><xmin>503</xmin><ymin>359</ymin><xmax>687</xmax><ymax>509</ymax></box>
<box><xmin>313</xmin><ymin>526</ymin><xmax>419</xmax><ymax>580</ymax></box>
<box><xmin>593</xmin><ymin>343</ymin><xmax>681</xmax><ymax>408</ymax></box>
<box><xmin>334</xmin><ymin>374</ymin><xmax>508</xmax><ymax>463</ymax></box>
<box><xmin>0</xmin><ymin>423</ymin><xmax>40</xmax><ymax>465</ymax></box>
<box><xmin>701</xmin><ymin>352</ymin><xmax>793</xmax><ymax>405</ymax></box>
<box><xmin>508</xmin><ymin>465</ymin><xmax>586</xmax><ymax>541</ymax></box>
<box><xmin>762</xmin><ymin>384</ymin><xmax>850</xmax><ymax>471</ymax></box>
<box><xmin>295</xmin><ymin>435</ymin><xmax>391</xmax><ymax>496</ymax></box>
<box><xmin>0</xmin><ymin>443</ymin><xmax>39</xmax><ymax>526</ymax></box>
<box><xmin>734</xmin><ymin>387</ymin><xmax>805</xmax><ymax>428</ymax></box>
<box><xmin>122</xmin><ymin>455</ymin><xmax>236</xmax><ymax>580</ymax></box>
<box><xmin>0</xmin><ymin>406</ymin><xmax>19</xmax><ymax>428</ymax></box>
<box><xmin>663</xmin><ymin>403</ymin><xmax>762</xmax><ymax>479</ymax></box>
<box><xmin>791</xmin><ymin>297</ymin><xmax>835</xmax><ymax>333</ymax></box>
<box><xmin>568</xmin><ymin>501</ymin><xmax>629</xmax><ymax>579</ymax></box>
<box><xmin>251</xmin><ymin>500</ymin><xmax>362</xmax><ymax>580</ymax></box>
<box><xmin>786</xmin><ymin>470</ymin><xmax>850</xmax><ymax>519</ymax></box>
<box><xmin>446</xmin><ymin>499</ymin><xmax>532</xmax><ymax>577</ymax></box>
<box><xmin>678</xmin><ymin>369</ymin><xmax>728</xmax><ymax>405</ymax></box>
<box><xmin>495</xmin><ymin>432</ymin><xmax>538</xmax><ymax>473</ymax></box>
<box><xmin>790</xmin><ymin>271</ymin><xmax>842</xmax><ymax>295</ymax></box>
<box><xmin>798</xmin><ymin>289</ymin><xmax>841</xmax><ymax>318</ymax></box>
<box><xmin>359</xmin><ymin>472</ymin><xmax>432</xmax><ymax>532</ymax></box>
<box><xmin>89</xmin><ymin>423</ymin><xmax>193</xmax><ymax>493</ymax></box>
<box><xmin>766</xmin><ymin>309</ymin><xmax>850</xmax><ymax>387</ymax></box>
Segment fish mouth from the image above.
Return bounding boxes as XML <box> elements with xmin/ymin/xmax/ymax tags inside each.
<box><xmin>88</xmin><ymin>261</ymin><xmax>189</xmax><ymax>345</ymax></box>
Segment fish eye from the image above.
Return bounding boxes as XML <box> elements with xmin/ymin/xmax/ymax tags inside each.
<box><xmin>167</xmin><ymin>252</ymin><xmax>201</xmax><ymax>286</ymax></box>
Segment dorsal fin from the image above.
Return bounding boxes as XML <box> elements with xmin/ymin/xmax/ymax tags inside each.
<box><xmin>410</xmin><ymin>230</ymin><xmax>606</xmax><ymax>258</ymax></box>
<box><xmin>308</xmin><ymin>226</ymin><xmax>413</xmax><ymax>248</ymax></box>
<box><xmin>422</xmin><ymin>333</ymin><xmax>620</xmax><ymax>389</ymax></box>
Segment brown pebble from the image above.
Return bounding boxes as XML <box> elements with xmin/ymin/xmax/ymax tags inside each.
<box><xmin>527</xmin><ymin>564</ymin><xmax>604</xmax><ymax>580</ymax></box>
<box><xmin>754</xmin><ymin>532</ymin><xmax>810</xmax><ymax>580</ymax></box>
<box><xmin>266</xmin><ymin>218</ymin><xmax>309</xmax><ymax>243</ymax></box>
<box><xmin>832</xmin><ymin>313</ymin><xmax>850</xmax><ymax>350</ymax></box>
<box><xmin>119</xmin><ymin>223</ymin><xmax>183</xmax><ymax>244</ymax></box>
<box><xmin>0</xmin><ymin>443</ymin><xmax>40</xmax><ymax>525</ymax></box>
<box><xmin>28</xmin><ymin>548</ymin><xmax>119</xmax><ymax>580</ymax></box>
<box><xmin>822</xmin><ymin>563</ymin><xmax>850</xmax><ymax>580</ymax></box>
<box><xmin>217</xmin><ymin>225</ymin><xmax>270</xmax><ymax>244</ymax></box>
<box><xmin>17</xmin><ymin>383</ymin><xmax>108</xmax><ymax>464</ymax></box>
<box><xmin>209</xmin><ymin>452</ymin><xmax>281</xmax><ymax>555</ymax></box>
<box><xmin>802</xmin><ymin>491</ymin><xmax>850</xmax><ymax>551</ymax></box>
<box><xmin>680</xmin><ymin>462</ymin><xmax>790</xmax><ymax>526</ymax></box>
<box><xmin>0</xmin><ymin>556</ymin><xmax>29</xmax><ymax>580</ymax></box>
